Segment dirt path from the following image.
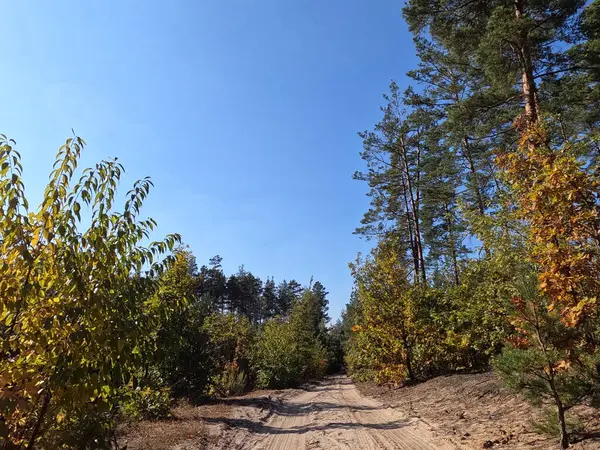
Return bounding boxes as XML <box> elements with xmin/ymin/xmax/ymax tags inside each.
<box><xmin>225</xmin><ymin>376</ymin><xmax>455</xmax><ymax>450</ymax></box>
<box><xmin>121</xmin><ymin>373</ymin><xmax>600</xmax><ymax>449</ymax></box>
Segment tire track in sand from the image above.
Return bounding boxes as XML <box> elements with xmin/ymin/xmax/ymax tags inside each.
<box><xmin>238</xmin><ymin>375</ymin><xmax>456</xmax><ymax>450</ymax></box>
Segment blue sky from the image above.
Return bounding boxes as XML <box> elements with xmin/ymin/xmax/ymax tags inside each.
<box><xmin>1</xmin><ymin>1</ymin><xmax>417</xmax><ymax>321</ymax></box>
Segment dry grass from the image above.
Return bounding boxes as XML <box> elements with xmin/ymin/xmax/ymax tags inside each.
<box><xmin>118</xmin><ymin>401</ymin><xmax>231</xmax><ymax>450</ymax></box>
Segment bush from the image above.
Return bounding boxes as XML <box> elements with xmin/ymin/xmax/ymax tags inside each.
<box><xmin>253</xmin><ymin>317</ymin><xmax>326</xmax><ymax>388</ymax></box>
<box><xmin>253</xmin><ymin>319</ymin><xmax>298</xmax><ymax>388</ymax></box>
<box><xmin>210</xmin><ymin>362</ymin><xmax>248</xmax><ymax>397</ymax></box>
<box><xmin>8</xmin><ymin>400</ymin><xmax>120</xmax><ymax>450</ymax></box>
<box><xmin>36</xmin><ymin>384</ymin><xmax>172</xmax><ymax>449</ymax></box>
<box><xmin>0</xmin><ymin>135</ymin><xmax>181</xmax><ymax>449</ymax></box>
<box><xmin>121</xmin><ymin>387</ymin><xmax>172</xmax><ymax>421</ymax></box>
<box><xmin>157</xmin><ymin>303</ymin><xmax>217</xmax><ymax>398</ymax></box>
<box><xmin>441</xmin><ymin>258</ymin><xmax>516</xmax><ymax>371</ymax></box>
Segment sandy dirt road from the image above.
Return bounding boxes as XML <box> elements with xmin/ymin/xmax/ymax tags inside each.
<box><xmin>224</xmin><ymin>376</ymin><xmax>455</xmax><ymax>450</ymax></box>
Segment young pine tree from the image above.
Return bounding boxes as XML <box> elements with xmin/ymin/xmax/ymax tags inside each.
<box><xmin>494</xmin><ymin>273</ymin><xmax>600</xmax><ymax>449</ymax></box>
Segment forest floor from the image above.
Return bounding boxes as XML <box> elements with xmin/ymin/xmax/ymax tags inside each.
<box><xmin>356</xmin><ymin>372</ymin><xmax>600</xmax><ymax>450</ymax></box>
<box><xmin>119</xmin><ymin>373</ymin><xmax>600</xmax><ymax>450</ymax></box>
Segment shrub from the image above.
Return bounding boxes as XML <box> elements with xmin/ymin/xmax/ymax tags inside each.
<box><xmin>43</xmin><ymin>406</ymin><xmax>118</xmax><ymax>450</ymax></box>
<box><xmin>210</xmin><ymin>362</ymin><xmax>248</xmax><ymax>397</ymax></box>
<box><xmin>121</xmin><ymin>386</ymin><xmax>172</xmax><ymax>421</ymax></box>
<box><xmin>253</xmin><ymin>316</ymin><xmax>326</xmax><ymax>388</ymax></box>
<box><xmin>0</xmin><ymin>135</ymin><xmax>180</xmax><ymax>448</ymax></box>
<box><xmin>157</xmin><ymin>303</ymin><xmax>216</xmax><ymax>398</ymax></box>
<box><xmin>253</xmin><ymin>319</ymin><xmax>299</xmax><ymax>388</ymax></box>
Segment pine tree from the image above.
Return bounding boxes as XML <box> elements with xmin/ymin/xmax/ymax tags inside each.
<box><xmin>356</xmin><ymin>80</ymin><xmax>474</xmax><ymax>284</ymax></box>
<box><xmin>494</xmin><ymin>273</ymin><xmax>600</xmax><ymax>449</ymax></box>
<box><xmin>311</xmin><ymin>281</ymin><xmax>330</xmax><ymax>325</ymax></box>
<box><xmin>355</xmin><ymin>82</ymin><xmax>429</xmax><ymax>284</ymax></box>
<box><xmin>399</xmin><ymin>4</ymin><xmax>600</xmax><ymax>448</ymax></box>
<box><xmin>276</xmin><ymin>279</ymin><xmax>302</xmax><ymax>319</ymax></box>
<box><xmin>405</xmin><ymin>37</ymin><xmax>503</xmax><ymax>221</ymax></box>
<box><xmin>403</xmin><ymin>0</ymin><xmax>595</xmax><ymax>132</ymax></box>
<box><xmin>261</xmin><ymin>278</ymin><xmax>278</xmax><ymax>322</ymax></box>
<box><xmin>226</xmin><ymin>267</ymin><xmax>263</xmax><ymax>323</ymax></box>
<box><xmin>420</xmin><ymin>139</ymin><xmax>467</xmax><ymax>286</ymax></box>
<box><xmin>198</xmin><ymin>255</ymin><xmax>227</xmax><ymax>312</ymax></box>
<box><xmin>325</xmin><ymin>321</ymin><xmax>346</xmax><ymax>373</ymax></box>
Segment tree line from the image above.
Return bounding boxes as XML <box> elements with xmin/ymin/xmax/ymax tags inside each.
<box><xmin>0</xmin><ymin>139</ymin><xmax>339</xmax><ymax>449</ymax></box>
<box><xmin>342</xmin><ymin>0</ymin><xmax>600</xmax><ymax>448</ymax></box>
<box><xmin>191</xmin><ymin>254</ymin><xmax>320</xmax><ymax>324</ymax></box>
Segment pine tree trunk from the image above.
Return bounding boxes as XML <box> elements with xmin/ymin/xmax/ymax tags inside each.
<box><xmin>514</xmin><ymin>0</ymin><xmax>539</xmax><ymax>125</ymax></box>
<box><xmin>547</xmin><ymin>371</ymin><xmax>569</xmax><ymax>449</ymax></box>
<box><xmin>461</xmin><ymin>136</ymin><xmax>486</xmax><ymax>217</ymax></box>
<box><xmin>402</xmin><ymin>333</ymin><xmax>415</xmax><ymax>382</ymax></box>
<box><xmin>412</xmin><ymin>211</ymin><xmax>427</xmax><ymax>285</ymax></box>
<box><xmin>413</xmin><ymin>143</ymin><xmax>427</xmax><ymax>285</ymax></box>
<box><xmin>444</xmin><ymin>202</ymin><xmax>460</xmax><ymax>286</ymax></box>
<box><xmin>405</xmin><ymin>351</ymin><xmax>415</xmax><ymax>382</ymax></box>
<box><xmin>557</xmin><ymin>402</ymin><xmax>569</xmax><ymax>449</ymax></box>
<box><xmin>399</xmin><ymin>137</ymin><xmax>427</xmax><ymax>285</ymax></box>
<box><xmin>400</xmin><ymin>160</ymin><xmax>421</xmax><ymax>284</ymax></box>
<box><xmin>551</xmin><ymin>390</ymin><xmax>569</xmax><ymax>449</ymax></box>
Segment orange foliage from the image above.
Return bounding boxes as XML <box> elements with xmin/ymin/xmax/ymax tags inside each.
<box><xmin>497</xmin><ymin>123</ymin><xmax>600</xmax><ymax>326</ymax></box>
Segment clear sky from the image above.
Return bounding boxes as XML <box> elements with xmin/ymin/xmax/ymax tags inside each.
<box><xmin>1</xmin><ymin>1</ymin><xmax>417</xmax><ymax>321</ymax></box>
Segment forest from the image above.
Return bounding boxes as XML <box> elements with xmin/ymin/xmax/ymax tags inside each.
<box><xmin>2</xmin><ymin>0</ymin><xmax>600</xmax><ymax>449</ymax></box>
<box><xmin>0</xmin><ymin>141</ymin><xmax>340</xmax><ymax>448</ymax></box>
<box><xmin>342</xmin><ymin>0</ymin><xmax>600</xmax><ymax>448</ymax></box>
